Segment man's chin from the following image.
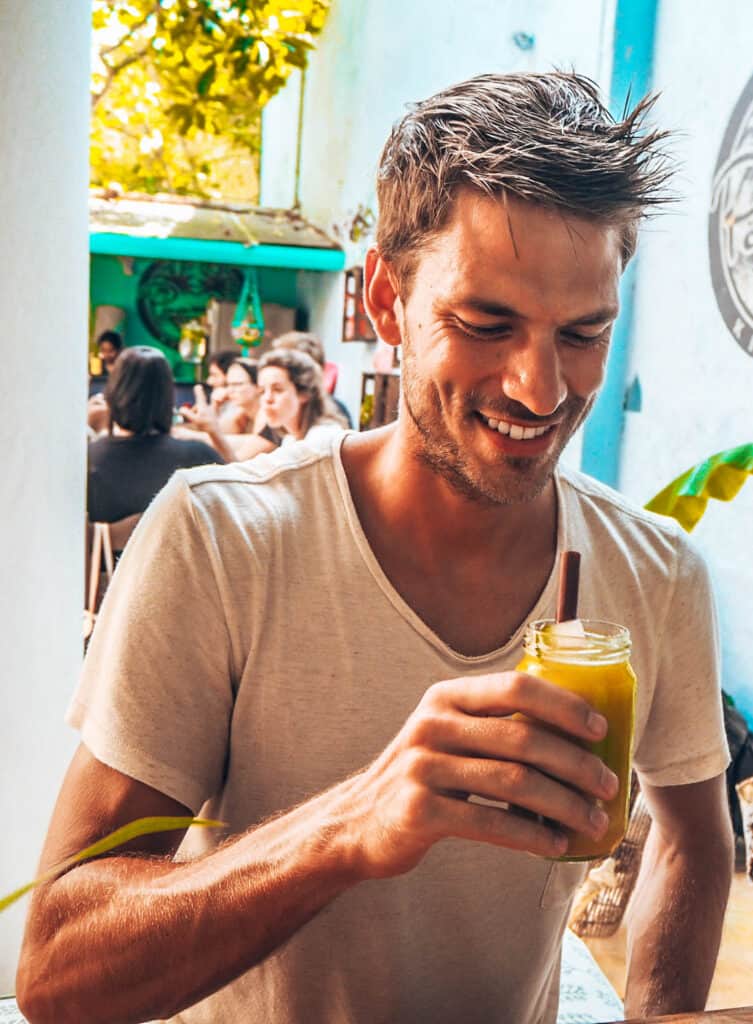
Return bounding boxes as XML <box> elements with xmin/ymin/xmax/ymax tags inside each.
<box><xmin>421</xmin><ymin>448</ymin><xmax>556</xmax><ymax>507</ymax></box>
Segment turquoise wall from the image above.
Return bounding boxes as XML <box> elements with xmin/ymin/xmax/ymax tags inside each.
<box><xmin>90</xmin><ymin>254</ymin><xmax>299</xmax><ymax>382</ymax></box>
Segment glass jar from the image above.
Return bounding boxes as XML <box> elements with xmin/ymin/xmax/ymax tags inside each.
<box><xmin>516</xmin><ymin>619</ymin><xmax>637</xmax><ymax>861</ymax></box>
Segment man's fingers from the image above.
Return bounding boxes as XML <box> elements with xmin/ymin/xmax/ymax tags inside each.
<box><xmin>436</xmin><ymin>713</ymin><xmax>617</xmax><ymax>801</ymax></box>
<box><xmin>425</xmin><ymin>753</ymin><xmax>609</xmax><ymax>838</ymax></box>
<box><xmin>193</xmin><ymin>385</ymin><xmax>208</xmax><ymax>408</ymax></box>
<box><xmin>434</xmin><ymin>792</ymin><xmax>568</xmax><ymax>858</ymax></box>
<box><xmin>427</xmin><ymin>673</ymin><xmax>607</xmax><ymax>743</ymax></box>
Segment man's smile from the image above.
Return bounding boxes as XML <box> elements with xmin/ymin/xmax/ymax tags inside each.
<box><xmin>474</xmin><ymin>411</ymin><xmax>560</xmax><ymax>457</ymax></box>
<box><xmin>477</xmin><ymin>411</ymin><xmax>555</xmax><ymax>440</ymax></box>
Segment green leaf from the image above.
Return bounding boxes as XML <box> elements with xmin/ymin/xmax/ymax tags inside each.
<box><xmin>91</xmin><ymin>0</ymin><xmax>330</xmax><ymax>198</ymax></box>
<box><xmin>197</xmin><ymin>66</ymin><xmax>216</xmax><ymax>96</ymax></box>
<box><xmin>0</xmin><ymin>816</ymin><xmax>224</xmax><ymax>913</ymax></box>
<box><xmin>644</xmin><ymin>444</ymin><xmax>753</xmax><ymax>531</ymax></box>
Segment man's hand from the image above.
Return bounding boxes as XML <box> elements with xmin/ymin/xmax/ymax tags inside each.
<box><xmin>343</xmin><ymin>671</ymin><xmax>619</xmax><ymax>878</ymax></box>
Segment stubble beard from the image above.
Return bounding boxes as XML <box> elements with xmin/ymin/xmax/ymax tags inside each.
<box><xmin>400</xmin><ymin>348</ymin><xmax>592</xmax><ymax>508</ymax></box>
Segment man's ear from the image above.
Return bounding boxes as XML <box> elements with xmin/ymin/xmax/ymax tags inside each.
<box><xmin>363</xmin><ymin>248</ymin><xmax>403</xmax><ymax>348</ymax></box>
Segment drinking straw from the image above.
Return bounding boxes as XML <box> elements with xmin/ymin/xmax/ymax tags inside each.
<box><xmin>556</xmin><ymin>550</ymin><xmax>581</xmax><ymax>622</ymax></box>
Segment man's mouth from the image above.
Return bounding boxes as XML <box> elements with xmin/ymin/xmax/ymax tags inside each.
<box><xmin>477</xmin><ymin>412</ymin><xmax>555</xmax><ymax>441</ymax></box>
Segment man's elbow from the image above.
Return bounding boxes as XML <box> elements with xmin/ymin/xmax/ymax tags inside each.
<box><xmin>16</xmin><ymin>907</ymin><xmax>78</xmax><ymax>1024</ymax></box>
<box><xmin>16</xmin><ymin>947</ymin><xmax>56</xmax><ymax>1024</ymax></box>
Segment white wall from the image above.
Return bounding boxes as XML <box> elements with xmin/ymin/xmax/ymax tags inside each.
<box><xmin>259</xmin><ymin>68</ymin><xmax>302</xmax><ymax>209</ymax></box>
<box><xmin>0</xmin><ymin>3</ymin><xmax>90</xmax><ymax>989</ymax></box>
<box><xmin>264</xmin><ymin>0</ymin><xmax>615</xmax><ymax>440</ymax></box>
<box><xmin>619</xmin><ymin>0</ymin><xmax>753</xmax><ymax>720</ymax></box>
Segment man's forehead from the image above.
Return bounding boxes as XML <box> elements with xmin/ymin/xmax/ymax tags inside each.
<box><xmin>413</xmin><ymin>190</ymin><xmax>623</xmax><ymax>305</ymax></box>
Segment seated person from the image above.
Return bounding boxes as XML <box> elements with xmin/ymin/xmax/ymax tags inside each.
<box><xmin>180</xmin><ymin>357</ymin><xmax>280</xmax><ymax>462</ymax></box>
<box><xmin>86</xmin><ymin>393</ymin><xmax>109</xmax><ymax>439</ymax></box>
<box><xmin>257</xmin><ymin>348</ymin><xmax>349</xmax><ymax>445</ymax></box>
<box><xmin>87</xmin><ymin>346</ymin><xmax>224</xmax><ymax>524</ymax></box>
<box><xmin>205</xmin><ymin>348</ymin><xmax>244</xmax><ymax>432</ymax></box>
<box><xmin>273</xmin><ymin>331</ymin><xmax>353</xmax><ymax>427</ymax></box>
<box><xmin>95</xmin><ymin>330</ymin><xmax>123</xmax><ymax>375</ymax></box>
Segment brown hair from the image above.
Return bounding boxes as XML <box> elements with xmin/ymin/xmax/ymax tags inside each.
<box><xmin>228</xmin><ymin>357</ymin><xmax>259</xmax><ymax>385</ymax></box>
<box><xmin>258</xmin><ymin>349</ymin><xmax>347</xmax><ymax>435</ymax></box>
<box><xmin>209</xmin><ymin>348</ymin><xmax>243</xmax><ymax>375</ymax></box>
<box><xmin>273</xmin><ymin>331</ymin><xmax>326</xmax><ymax>368</ymax></box>
<box><xmin>105</xmin><ymin>346</ymin><xmax>174</xmax><ymax>435</ymax></box>
<box><xmin>376</xmin><ymin>71</ymin><xmax>674</xmax><ymax>287</ymax></box>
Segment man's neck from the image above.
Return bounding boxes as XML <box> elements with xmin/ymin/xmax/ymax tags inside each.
<box><xmin>342</xmin><ymin>425</ymin><xmax>557</xmax><ymax>565</ymax></box>
<box><xmin>340</xmin><ymin>426</ymin><xmax>559</xmax><ymax>656</ymax></box>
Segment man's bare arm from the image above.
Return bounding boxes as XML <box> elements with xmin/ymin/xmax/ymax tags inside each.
<box><xmin>623</xmin><ymin>773</ymin><xmax>733</xmax><ymax>1017</ymax></box>
<box><xmin>18</xmin><ymin>674</ymin><xmax>618</xmax><ymax>1024</ymax></box>
<box><xmin>16</xmin><ymin>744</ymin><xmax>366</xmax><ymax>1024</ymax></box>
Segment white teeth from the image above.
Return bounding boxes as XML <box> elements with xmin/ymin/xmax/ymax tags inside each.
<box><xmin>481</xmin><ymin>414</ymin><xmax>550</xmax><ymax>440</ymax></box>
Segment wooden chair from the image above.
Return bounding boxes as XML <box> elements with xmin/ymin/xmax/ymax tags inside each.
<box><xmin>84</xmin><ymin>513</ymin><xmax>142</xmax><ymax>640</ymax></box>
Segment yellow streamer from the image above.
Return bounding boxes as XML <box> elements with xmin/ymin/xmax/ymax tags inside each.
<box><xmin>0</xmin><ymin>816</ymin><xmax>224</xmax><ymax>913</ymax></box>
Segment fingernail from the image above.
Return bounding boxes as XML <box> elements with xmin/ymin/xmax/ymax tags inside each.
<box><xmin>589</xmin><ymin>806</ymin><xmax>609</xmax><ymax>836</ymax></box>
<box><xmin>601</xmin><ymin>767</ymin><xmax>619</xmax><ymax>799</ymax></box>
<box><xmin>587</xmin><ymin>711</ymin><xmax>607</xmax><ymax>738</ymax></box>
<box><xmin>554</xmin><ymin>831</ymin><xmax>569</xmax><ymax>855</ymax></box>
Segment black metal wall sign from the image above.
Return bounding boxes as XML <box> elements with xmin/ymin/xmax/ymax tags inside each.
<box><xmin>709</xmin><ymin>72</ymin><xmax>753</xmax><ymax>359</ymax></box>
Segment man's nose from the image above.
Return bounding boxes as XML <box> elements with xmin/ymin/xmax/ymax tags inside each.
<box><xmin>500</xmin><ymin>336</ymin><xmax>567</xmax><ymax>417</ymax></box>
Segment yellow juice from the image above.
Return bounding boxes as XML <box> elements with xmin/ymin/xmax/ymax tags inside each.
<box><xmin>516</xmin><ymin>620</ymin><xmax>637</xmax><ymax>861</ymax></box>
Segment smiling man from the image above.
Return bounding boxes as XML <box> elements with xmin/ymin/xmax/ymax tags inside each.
<box><xmin>18</xmin><ymin>73</ymin><xmax>732</xmax><ymax>1024</ymax></box>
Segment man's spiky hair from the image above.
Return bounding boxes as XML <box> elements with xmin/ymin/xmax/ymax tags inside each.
<box><xmin>376</xmin><ymin>71</ymin><xmax>675</xmax><ymax>285</ymax></box>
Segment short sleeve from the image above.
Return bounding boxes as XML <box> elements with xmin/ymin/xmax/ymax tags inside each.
<box><xmin>633</xmin><ymin>535</ymin><xmax>730</xmax><ymax>787</ymax></box>
<box><xmin>68</xmin><ymin>473</ymin><xmax>235</xmax><ymax>813</ymax></box>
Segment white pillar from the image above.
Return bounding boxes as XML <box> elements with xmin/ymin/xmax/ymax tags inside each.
<box><xmin>0</xmin><ymin>3</ymin><xmax>90</xmax><ymax>989</ymax></box>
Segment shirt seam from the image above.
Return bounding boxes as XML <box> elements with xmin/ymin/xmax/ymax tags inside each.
<box><xmin>178</xmin><ymin>474</ymin><xmax>240</xmax><ymax>688</ymax></box>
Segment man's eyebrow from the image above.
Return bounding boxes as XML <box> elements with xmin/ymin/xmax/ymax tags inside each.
<box><xmin>451</xmin><ymin>299</ymin><xmax>619</xmax><ymax>325</ymax></box>
<box><xmin>451</xmin><ymin>299</ymin><xmax>522</xmax><ymax>317</ymax></box>
<box><xmin>563</xmin><ymin>306</ymin><xmax>619</xmax><ymax>327</ymax></box>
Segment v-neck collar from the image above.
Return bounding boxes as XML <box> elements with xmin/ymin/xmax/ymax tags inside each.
<box><xmin>331</xmin><ymin>435</ymin><xmax>568</xmax><ymax>664</ymax></box>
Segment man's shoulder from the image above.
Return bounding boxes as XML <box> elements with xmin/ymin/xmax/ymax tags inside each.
<box><xmin>558</xmin><ymin>463</ymin><xmax>687</xmax><ymax>548</ymax></box>
<box><xmin>177</xmin><ymin>435</ymin><xmax>340</xmax><ymax>497</ymax></box>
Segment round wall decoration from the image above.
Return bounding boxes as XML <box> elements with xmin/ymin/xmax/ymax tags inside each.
<box><xmin>137</xmin><ymin>260</ymin><xmax>244</xmax><ymax>348</ymax></box>
<box><xmin>709</xmin><ymin>72</ymin><xmax>753</xmax><ymax>359</ymax></box>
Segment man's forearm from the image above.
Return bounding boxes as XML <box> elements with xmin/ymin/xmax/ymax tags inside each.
<box><xmin>17</xmin><ymin>779</ymin><xmax>363</xmax><ymax>1024</ymax></box>
<box><xmin>623</xmin><ymin>822</ymin><xmax>733</xmax><ymax>1017</ymax></box>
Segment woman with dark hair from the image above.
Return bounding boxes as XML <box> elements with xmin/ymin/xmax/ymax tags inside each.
<box><xmin>257</xmin><ymin>349</ymin><xmax>348</xmax><ymax>445</ymax></box>
<box><xmin>87</xmin><ymin>346</ymin><xmax>224</xmax><ymax>523</ymax></box>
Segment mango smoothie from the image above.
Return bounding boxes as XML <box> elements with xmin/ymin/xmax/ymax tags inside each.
<box><xmin>516</xmin><ymin>619</ymin><xmax>637</xmax><ymax>861</ymax></box>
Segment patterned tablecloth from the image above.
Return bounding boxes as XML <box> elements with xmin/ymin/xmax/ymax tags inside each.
<box><xmin>558</xmin><ymin>927</ymin><xmax>624</xmax><ymax>1023</ymax></box>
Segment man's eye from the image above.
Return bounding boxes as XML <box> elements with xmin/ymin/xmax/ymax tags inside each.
<box><xmin>456</xmin><ymin>319</ymin><xmax>512</xmax><ymax>338</ymax></box>
<box><xmin>561</xmin><ymin>328</ymin><xmax>609</xmax><ymax>347</ymax></box>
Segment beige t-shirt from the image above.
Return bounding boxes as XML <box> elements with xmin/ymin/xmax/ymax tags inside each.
<box><xmin>69</xmin><ymin>435</ymin><xmax>729</xmax><ymax>1024</ymax></box>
